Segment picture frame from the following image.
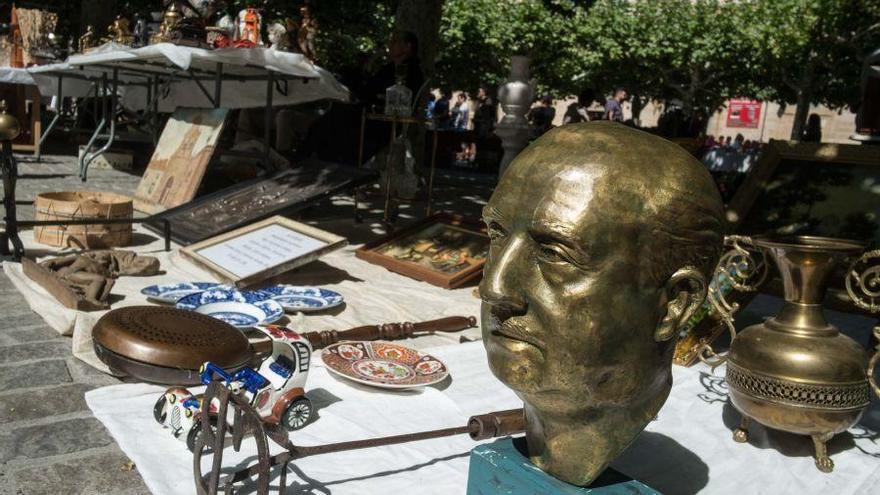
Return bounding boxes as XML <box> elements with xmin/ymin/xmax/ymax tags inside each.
<box><xmin>723</xmin><ymin>140</ymin><xmax>880</xmax><ymax>233</ymax></box>
<box><xmin>133</xmin><ymin>108</ymin><xmax>228</xmax><ymax>214</ymax></box>
<box><xmin>355</xmin><ymin>213</ymin><xmax>489</xmax><ymax>289</ymax></box>
<box><xmin>181</xmin><ymin>215</ymin><xmax>347</xmax><ymax>288</ymax></box>
<box><xmin>144</xmin><ymin>163</ymin><xmax>376</xmax><ymax>245</ymax></box>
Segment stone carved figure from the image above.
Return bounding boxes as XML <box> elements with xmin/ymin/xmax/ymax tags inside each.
<box><xmin>480</xmin><ymin>122</ymin><xmax>723</xmax><ymax>486</ymax></box>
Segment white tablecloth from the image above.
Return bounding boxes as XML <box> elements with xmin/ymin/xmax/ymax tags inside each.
<box><xmin>2</xmin><ymin>225</ymin><xmax>482</xmax><ymax>373</ymax></box>
<box><xmin>0</xmin><ymin>67</ymin><xmax>36</xmax><ymax>85</ymax></box>
<box><xmin>28</xmin><ymin>44</ymin><xmax>349</xmax><ymax>111</ymax></box>
<box><xmin>86</xmin><ymin>342</ymin><xmax>880</xmax><ymax>495</ymax></box>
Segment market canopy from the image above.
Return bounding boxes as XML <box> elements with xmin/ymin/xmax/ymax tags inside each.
<box><xmin>28</xmin><ymin>43</ymin><xmax>349</xmax><ymax>112</ymax></box>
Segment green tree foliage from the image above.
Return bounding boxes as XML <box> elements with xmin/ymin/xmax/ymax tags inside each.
<box><xmin>577</xmin><ymin>0</ymin><xmax>760</xmax><ymax>129</ymax></box>
<box><xmin>435</xmin><ymin>0</ymin><xmax>588</xmax><ymax>95</ymax></box>
<box><xmin>749</xmin><ymin>0</ymin><xmax>880</xmax><ymax>139</ymax></box>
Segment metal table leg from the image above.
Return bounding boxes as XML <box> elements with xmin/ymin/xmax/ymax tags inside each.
<box><xmin>81</xmin><ymin>68</ymin><xmax>119</xmax><ymax>181</ymax></box>
<box><xmin>264</xmin><ymin>70</ymin><xmax>274</xmax><ymax>170</ymax></box>
<box><xmin>79</xmin><ymin>73</ymin><xmax>109</xmax><ymax>180</ymax></box>
<box><xmin>425</xmin><ymin>128</ymin><xmax>438</xmax><ymax>216</ymax></box>
<box><xmin>1</xmin><ymin>139</ymin><xmax>23</xmax><ymax>260</ymax></box>
<box><xmin>37</xmin><ymin>74</ymin><xmax>64</xmax><ymax>162</ymax></box>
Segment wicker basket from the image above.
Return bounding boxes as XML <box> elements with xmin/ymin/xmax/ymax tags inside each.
<box><xmin>34</xmin><ymin>191</ymin><xmax>133</xmax><ymax>248</ymax></box>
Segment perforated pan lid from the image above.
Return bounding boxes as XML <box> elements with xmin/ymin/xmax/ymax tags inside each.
<box><xmin>93</xmin><ymin>306</ymin><xmax>252</xmax><ymax>370</ymax></box>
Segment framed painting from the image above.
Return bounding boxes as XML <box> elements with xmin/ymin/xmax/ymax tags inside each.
<box><xmin>181</xmin><ymin>216</ymin><xmax>347</xmax><ymax>288</ymax></box>
<box><xmin>144</xmin><ymin>163</ymin><xmax>376</xmax><ymax>245</ymax></box>
<box><xmin>355</xmin><ymin>214</ymin><xmax>489</xmax><ymax>289</ymax></box>
<box><xmin>133</xmin><ymin>108</ymin><xmax>228</xmax><ymax>214</ymax></box>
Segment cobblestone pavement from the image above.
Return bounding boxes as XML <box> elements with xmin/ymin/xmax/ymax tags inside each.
<box><xmin>0</xmin><ymin>153</ymin><xmax>495</xmax><ymax>494</ymax></box>
<box><xmin>0</xmin><ymin>155</ymin><xmax>152</xmax><ymax>494</ymax></box>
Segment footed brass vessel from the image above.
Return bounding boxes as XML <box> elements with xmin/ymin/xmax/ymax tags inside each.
<box><xmin>710</xmin><ymin>235</ymin><xmax>880</xmax><ymax>473</ymax></box>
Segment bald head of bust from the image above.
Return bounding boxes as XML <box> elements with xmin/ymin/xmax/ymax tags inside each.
<box><xmin>480</xmin><ymin>122</ymin><xmax>723</xmax><ymax>485</ymax></box>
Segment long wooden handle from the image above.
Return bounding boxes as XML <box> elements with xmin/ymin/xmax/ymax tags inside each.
<box><xmin>304</xmin><ymin>316</ymin><xmax>478</xmax><ymax>349</ymax></box>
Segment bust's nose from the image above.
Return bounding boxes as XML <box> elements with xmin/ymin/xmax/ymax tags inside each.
<box><xmin>480</xmin><ymin>234</ymin><xmax>527</xmax><ymax>314</ymax></box>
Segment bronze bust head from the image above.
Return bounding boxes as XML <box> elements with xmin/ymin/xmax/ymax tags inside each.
<box><xmin>480</xmin><ymin>122</ymin><xmax>723</xmax><ymax>485</ymax></box>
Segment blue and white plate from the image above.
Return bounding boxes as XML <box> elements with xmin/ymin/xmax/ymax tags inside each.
<box><xmin>140</xmin><ymin>282</ymin><xmax>221</xmax><ymax>304</ymax></box>
<box><xmin>261</xmin><ymin>285</ymin><xmax>345</xmax><ymax>313</ymax></box>
<box><xmin>175</xmin><ymin>288</ymin><xmax>284</xmax><ymax>328</ymax></box>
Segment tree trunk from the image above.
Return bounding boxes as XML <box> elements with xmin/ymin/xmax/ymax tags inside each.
<box><xmin>790</xmin><ymin>64</ymin><xmax>815</xmax><ymax>141</ymax></box>
<box><xmin>394</xmin><ymin>0</ymin><xmax>443</xmax><ymax>179</ymax></box>
<box><xmin>394</xmin><ymin>0</ymin><xmax>444</xmax><ymax>81</ymax></box>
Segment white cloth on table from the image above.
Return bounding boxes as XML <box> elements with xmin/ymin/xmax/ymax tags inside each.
<box><xmin>28</xmin><ymin>44</ymin><xmax>349</xmax><ymax>112</ymax></box>
<box><xmin>0</xmin><ymin>67</ymin><xmax>36</xmax><ymax>85</ymax></box>
<box><xmin>85</xmin><ymin>342</ymin><xmax>880</xmax><ymax>495</ymax></box>
<box><xmin>2</xmin><ymin>224</ymin><xmax>483</xmax><ymax>374</ymax></box>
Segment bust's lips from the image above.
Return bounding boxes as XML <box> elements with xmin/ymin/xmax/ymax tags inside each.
<box><xmin>491</xmin><ymin>319</ymin><xmax>545</xmax><ymax>353</ymax></box>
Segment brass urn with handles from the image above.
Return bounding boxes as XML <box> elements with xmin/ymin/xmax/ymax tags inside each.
<box><xmin>703</xmin><ymin>235</ymin><xmax>880</xmax><ymax>473</ymax></box>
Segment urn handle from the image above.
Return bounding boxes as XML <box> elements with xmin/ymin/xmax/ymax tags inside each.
<box><xmin>846</xmin><ymin>249</ymin><xmax>880</xmax><ymax>397</ymax></box>
<box><xmin>869</xmin><ymin>327</ymin><xmax>880</xmax><ymax>398</ymax></box>
<box><xmin>698</xmin><ymin>235</ymin><xmax>769</xmax><ymax>368</ymax></box>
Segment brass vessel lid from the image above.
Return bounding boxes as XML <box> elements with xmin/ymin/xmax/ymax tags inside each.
<box><xmin>93</xmin><ymin>306</ymin><xmax>251</xmax><ymax>369</ymax></box>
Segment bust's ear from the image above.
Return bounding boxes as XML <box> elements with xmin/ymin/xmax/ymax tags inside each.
<box><xmin>654</xmin><ymin>266</ymin><xmax>708</xmax><ymax>342</ymax></box>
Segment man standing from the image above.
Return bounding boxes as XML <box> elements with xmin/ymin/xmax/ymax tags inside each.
<box><xmin>563</xmin><ymin>89</ymin><xmax>596</xmax><ymax>125</ymax></box>
<box><xmin>527</xmin><ymin>94</ymin><xmax>556</xmax><ymax>140</ymax></box>
<box><xmin>604</xmin><ymin>87</ymin><xmax>627</xmax><ymax>122</ymax></box>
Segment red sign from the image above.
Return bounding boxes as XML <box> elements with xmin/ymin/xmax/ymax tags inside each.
<box><xmin>727</xmin><ymin>99</ymin><xmax>762</xmax><ymax>128</ymax></box>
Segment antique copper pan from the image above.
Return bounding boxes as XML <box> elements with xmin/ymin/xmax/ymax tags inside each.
<box><xmin>93</xmin><ymin>306</ymin><xmax>254</xmax><ymax>385</ymax></box>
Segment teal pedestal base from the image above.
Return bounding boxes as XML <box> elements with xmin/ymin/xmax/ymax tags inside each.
<box><xmin>467</xmin><ymin>437</ymin><xmax>660</xmax><ymax>495</ymax></box>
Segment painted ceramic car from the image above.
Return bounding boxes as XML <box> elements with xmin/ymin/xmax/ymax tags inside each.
<box><xmin>153</xmin><ymin>325</ymin><xmax>314</xmax><ymax>451</ymax></box>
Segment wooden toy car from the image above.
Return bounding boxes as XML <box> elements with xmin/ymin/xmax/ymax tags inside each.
<box><xmin>154</xmin><ymin>325</ymin><xmax>313</xmax><ymax>451</ymax></box>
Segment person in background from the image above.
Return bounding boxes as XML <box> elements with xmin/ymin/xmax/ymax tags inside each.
<box><xmin>563</xmin><ymin>89</ymin><xmax>596</xmax><ymax>125</ymax></box>
<box><xmin>715</xmin><ymin>135</ymin><xmax>726</xmax><ymax>149</ymax></box>
<box><xmin>472</xmin><ymin>86</ymin><xmax>497</xmax><ymax>138</ymax></box>
<box><xmin>604</xmin><ymin>87</ymin><xmax>626</xmax><ymax>122</ymax></box>
<box><xmin>733</xmin><ymin>133</ymin><xmax>745</xmax><ymax>152</ymax></box>
<box><xmin>803</xmin><ymin>113</ymin><xmax>822</xmax><ymax>142</ymax></box>
<box><xmin>454</xmin><ymin>93</ymin><xmax>470</xmax><ymax>131</ymax></box>
<box><xmin>434</xmin><ymin>89</ymin><xmax>452</xmax><ymax>130</ymax></box>
<box><xmin>724</xmin><ymin>136</ymin><xmax>732</xmax><ymax>149</ymax></box>
<box><xmin>528</xmin><ymin>94</ymin><xmax>556</xmax><ymax>139</ymax></box>
<box><xmin>296</xmin><ymin>30</ymin><xmax>423</xmax><ymax>165</ymax></box>
<box><xmin>425</xmin><ymin>93</ymin><xmax>436</xmax><ymax>120</ymax></box>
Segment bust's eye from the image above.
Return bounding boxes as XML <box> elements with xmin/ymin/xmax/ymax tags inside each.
<box><xmin>486</xmin><ymin>221</ymin><xmax>506</xmax><ymax>242</ymax></box>
<box><xmin>537</xmin><ymin>243</ymin><xmax>568</xmax><ymax>264</ymax></box>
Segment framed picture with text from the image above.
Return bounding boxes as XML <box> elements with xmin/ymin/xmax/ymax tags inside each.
<box><xmin>181</xmin><ymin>216</ymin><xmax>347</xmax><ymax>288</ymax></box>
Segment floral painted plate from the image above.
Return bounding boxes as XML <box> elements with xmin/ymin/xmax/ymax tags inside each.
<box><xmin>140</xmin><ymin>282</ymin><xmax>221</xmax><ymax>304</ymax></box>
<box><xmin>321</xmin><ymin>341</ymin><xmax>449</xmax><ymax>389</ymax></box>
<box><xmin>261</xmin><ymin>285</ymin><xmax>344</xmax><ymax>313</ymax></box>
<box><xmin>176</xmin><ymin>287</ymin><xmax>283</xmax><ymax>328</ymax></box>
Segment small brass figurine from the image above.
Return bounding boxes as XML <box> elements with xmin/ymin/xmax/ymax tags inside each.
<box><xmin>104</xmin><ymin>15</ymin><xmax>134</xmax><ymax>45</ymax></box>
<box><xmin>296</xmin><ymin>4</ymin><xmax>318</xmax><ymax>61</ymax></box>
<box><xmin>78</xmin><ymin>25</ymin><xmax>95</xmax><ymax>52</ymax></box>
<box><xmin>480</xmin><ymin>122</ymin><xmax>723</xmax><ymax>486</ymax></box>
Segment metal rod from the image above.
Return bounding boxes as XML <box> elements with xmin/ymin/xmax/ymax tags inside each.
<box><xmin>383</xmin><ymin>120</ymin><xmax>395</xmax><ymax>224</ymax></box>
<box><xmin>152</xmin><ymin>75</ymin><xmax>160</xmax><ymax>145</ymax></box>
<box><xmin>79</xmin><ymin>74</ymin><xmax>108</xmax><ymax>180</ymax></box>
<box><xmin>426</xmin><ymin>128</ymin><xmax>438</xmax><ymax>216</ymax></box>
<box><xmin>264</xmin><ymin>70</ymin><xmax>274</xmax><ymax>169</ymax></box>
<box><xmin>353</xmin><ymin>108</ymin><xmax>366</xmax><ymax>222</ymax></box>
<box><xmin>228</xmin><ymin>425</ymin><xmax>473</xmax><ymax>484</ymax></box>
<box><xmin>82</xmin><ymin>68</ymin><xmax>119</xmax><ymax>181</ymax></box>
<box><xmin>37</xmin><ymin>74</ymin><xmax>64</xmax><ymax>161</ymax></box>
<box><xmin>214</xmin><ymin>63</ymin><xmax>223</xmax><ymax>109</ymax></box>
<box><xmin>190</xmin><ymin>69</ymin><xmax>217</xmax><ymax>107</ymax></box>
